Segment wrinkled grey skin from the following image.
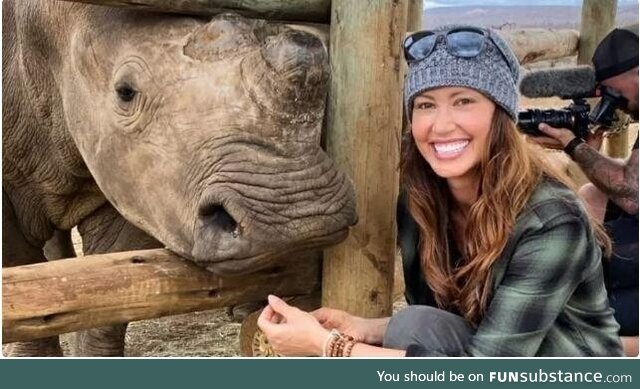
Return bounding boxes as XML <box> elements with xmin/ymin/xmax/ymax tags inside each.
<box><xmin>2</xmin><ymin>0</ymin><xmax>356</xmax><ymax>356</ymax></box>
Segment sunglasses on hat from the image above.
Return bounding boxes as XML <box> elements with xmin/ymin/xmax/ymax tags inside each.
<box><xmin>403</xmin><ymin>27</ymin><xmax>514</xmax><ymax>73</ymax></box>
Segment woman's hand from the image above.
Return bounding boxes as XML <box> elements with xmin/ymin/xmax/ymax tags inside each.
<box><xmin>312</xmin><ymin>307</ymin><xmax>389</xmax><ymax>345</ymax></box>
<box><xmin>257</xmin><ymin>295</ymin><xmax>329</xmax><ymax>357</ymax></box>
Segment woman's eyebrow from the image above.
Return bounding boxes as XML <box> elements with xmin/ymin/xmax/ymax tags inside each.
<box><xmin>449</xmin><ymin>90</ymin><xmax>472</xmax><ymax>98</ymax></box>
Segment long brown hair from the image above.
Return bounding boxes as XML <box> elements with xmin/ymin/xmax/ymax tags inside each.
<box><xmin>400</xmin><ymin>108</ymin><xmax>611</xmax><ymax>326</ymax></box>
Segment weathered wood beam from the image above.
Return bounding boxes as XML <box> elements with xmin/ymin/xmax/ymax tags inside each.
<box><xmin>500</xmin><ymin>29</ymin><xmax>579</xmax><ymax>65</ymax></box>
<box><xmin>322</xmin><ymin>0</ymin><xmax>407</xmax><ymax>318</ymax></box>
<box><xmin>302</xmin><ymin>26</ymin><xmax>581</xmax><ymax>66</ymax></box>
<box><xmin>2</xmin><ymin>249</ymin><xmax>320</xmax><ymax>343</ymax></box>
<box><xmin>59</xmin><ymin>0</ymin><xmax>331</xmax><ymax>23</ymax></box>
<box><xmin>578</xmin><ymin>0</ymin><xmax>617</xmax><ymax>66</ymax></box>
<box><xmin>406</xmin><ymin>0</ymin><xmax>423</xmax><ymax>32</ymax></box>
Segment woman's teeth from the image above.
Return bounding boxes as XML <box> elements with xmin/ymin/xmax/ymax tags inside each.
<box><xmin>433</xmin><ymin>140</ymin><xmax>469</xmax><ymax>155</ymax></box>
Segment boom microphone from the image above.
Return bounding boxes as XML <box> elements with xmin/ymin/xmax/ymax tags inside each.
<box><xmin>519</xmin><ymin>66</ymin><xmax>597</xmax><ymax>100</ymax></box>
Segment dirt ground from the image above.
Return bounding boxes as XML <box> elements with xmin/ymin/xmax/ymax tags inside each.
<box><xmin>60</xmin><ymin>309</ymin><xmax>243</xmax><ymax>357</ymax></box>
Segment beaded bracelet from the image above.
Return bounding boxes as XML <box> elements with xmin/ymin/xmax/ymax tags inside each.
<box><xmin>323</xmin><ymin>330</ymin><xmax>356</xmax><ymax>357</ymax></box>
<box><xmin>333</xmin><ymin>338</ymin><xmax>346</xmax><ymax>357</ymax></box>
<box><xmin>344</xmin><ymin>339</ymin><xmax>356</xmax><ymax>357</ymax></box>
<box><xmin>322</xmin><ymin>329</ymin><xmax>341</xmax><ymax>357</ymax></box>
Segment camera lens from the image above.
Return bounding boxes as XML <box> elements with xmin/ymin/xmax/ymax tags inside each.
<box><xmin>517</xmin><ymin>109</ymin><xmax>574</xmax><ymax>137</ymax></box>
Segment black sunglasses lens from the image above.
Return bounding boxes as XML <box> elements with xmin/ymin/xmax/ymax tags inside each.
<box><xmin>405</xmin><ymin>33</ymin><xmax>436</xmax><ymax>61</ymax></box>
<box><xmin>446</xmin><ymin>30</ymin><xmax>485</xmax><ymax>57</ymax></box>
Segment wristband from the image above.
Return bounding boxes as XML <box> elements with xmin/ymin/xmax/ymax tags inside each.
<box><xmin>563</xmin><ymin>137</ymin><xmax>585</xmax><ymax>160</ymax></box>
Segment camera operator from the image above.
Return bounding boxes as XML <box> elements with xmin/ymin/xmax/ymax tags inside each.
<box><xmin>531</xmin><ymin>27</ymin><xmax>638</xmax><ymax>356</ymax></box>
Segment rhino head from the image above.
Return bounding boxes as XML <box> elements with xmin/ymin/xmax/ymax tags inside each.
<box><xmin>62</xmin><ymin>12</ymin><xmax>356</xmax><ymax>274</ymax></box>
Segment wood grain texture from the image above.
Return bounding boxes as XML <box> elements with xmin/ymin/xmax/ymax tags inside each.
<box><xmin>501</xmin><ymin>29</ymin><xmax>579</xmax><ymax>65</ymax></box>
<box><xmin>3</xmin><ymin>248</ymin><xmax>320</xmax><ymax>343</ymax></box>
<box><xmin>322</xmin><ymin>0</ymin><xmax>407</xmax><ymax>318</ymax></box>
<box><xmin>406</xmin><ymin>0</ymin><xmax>422</xmax><ymax>32</ymax></box>
<box><xmin>578</xmin><ymin>0</ymin><xmax>617</xmax><ymax>65</ymax></box>
<box><xmin>59</xmin><ymin>0</ymin><xmax>331</xmax><ymax>22</ymax></box>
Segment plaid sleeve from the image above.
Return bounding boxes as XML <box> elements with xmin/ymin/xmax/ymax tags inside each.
<box><xmin>407</xmin><ymin>210</ymin><xmax>594</xmax><ymax>357</ymax></box>
<box><xmin>463</xmin><ymin>213</ymin><xmax>592</xmax><ymax>357</ymax></box>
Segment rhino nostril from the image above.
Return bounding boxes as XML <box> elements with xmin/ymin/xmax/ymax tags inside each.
<box><xmin>199</xmin><ymin>203</ymin><xmax>239</xmax><ymax>237</ymax></box>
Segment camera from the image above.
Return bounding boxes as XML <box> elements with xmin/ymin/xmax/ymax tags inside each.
<box><xmin>517</xmin><ymin>86</ymin><xmax>628</xmax><ymax>139</ymax></box>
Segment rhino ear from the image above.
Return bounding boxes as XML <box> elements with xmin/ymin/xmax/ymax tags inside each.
<box><xmin>70</xmin><ymin>30</ymin><xmax>112</xmax><ymax>88</ymax></box>
<box><xmin>183</xmin><ymin>13</ymin><xmax>267</xmax><ymax>61</ymax></box>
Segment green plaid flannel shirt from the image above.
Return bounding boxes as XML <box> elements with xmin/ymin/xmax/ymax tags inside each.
<box><xmin>400</xmin><ymin>178</ymin><xmax>624</xmax><ymax>357</ymax></box>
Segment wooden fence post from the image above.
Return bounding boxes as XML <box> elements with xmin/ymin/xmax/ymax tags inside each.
<box><xmin>407</xmin><ymin>0</ymin><xmax>423</xmax><ymax>33</ymax></box>
<box><xmin>578</xmin><ymin>0</ymin><xmax>617</xmax><ymax>65</ymax></box>
<box><xmin>322</xmin><ymin>0</ymin><xmax>407</xmax><ymax>318</ymax></box>
<box><xmin>579</xmin><ymin>0</ymin><xmax>628</xmax><ymax>159</ymax></box>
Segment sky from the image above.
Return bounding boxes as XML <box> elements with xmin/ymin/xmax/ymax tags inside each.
<box><xmin>425</xmin><ymin>0</ymin><xmax>638</xmax><ymax>8</ymax></box>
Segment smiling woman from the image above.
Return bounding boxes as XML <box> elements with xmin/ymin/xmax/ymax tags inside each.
<box><xmin>410</xmin><ymin>87</ymin><xmax>495</xmax><ymax>181</ymax></box>
<box><xmin>258</xmin><ymin>24</ymin><xmax>625</xmax><ymax>358</ymax></box>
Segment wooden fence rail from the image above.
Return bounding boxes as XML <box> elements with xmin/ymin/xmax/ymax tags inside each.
<box><xmin>62</xmin><ymin>1</ymin><xmax>580</xmax><ymax>65</ymax></box>
<box><xmin>502</xmin><ymin>29</ymin><xmax>579</xmax><ymax>65</ymax></box>
<box><xmin>61</xmin><ymin>0</ymin><xmax>332</xmax><ymax>23</ymax></box>
<box><xmin>2</xmin><ymin>249</ymin><xmax>320</xmax><ymax>343</ymax></box>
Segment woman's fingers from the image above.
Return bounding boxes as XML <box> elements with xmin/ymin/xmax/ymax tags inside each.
<box><xmin>310</xmin><ymin>307</ymin><xmax>332</xmax><ymax>323</ymax></box>
<box><xmin>257</xmin><ymin>305</ymin><xmax>276</xmax><ymax>333</ymax></box>
<box><xmin>267</xmin><ymin>295</ymin><xmax>296</xmax><ymax>317</ymax></box>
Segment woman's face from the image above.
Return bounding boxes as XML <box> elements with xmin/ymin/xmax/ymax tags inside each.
<box><xmin>411</xmin><ymin>86</ymin><xmax>495</xmax><ymax>183</ymax></box>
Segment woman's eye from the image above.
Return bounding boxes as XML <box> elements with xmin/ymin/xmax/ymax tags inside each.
<box><xmin>455</xmin><ymin>98</ymin><xmax>473</xmax><ymax>106</ymax></box>
<box><xmin>415</xmin><ymin>102</ymin><xmax>434</xmax><ymax>110</ymax></box>
<box><xmin>115</xmin><ymin>84</ymin><xmax>137</xmax><ymax>102</ymax></box>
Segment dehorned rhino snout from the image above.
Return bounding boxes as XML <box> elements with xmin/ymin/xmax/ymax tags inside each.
<box><xmin>262</xmin><ymin>30</ymin><xmax>327</xmax><ymax>90</ymax></box>
<box><xmin>241</xmin><ymin>28</ymin><xmax>329</xmax><ymax>121</ymax></box>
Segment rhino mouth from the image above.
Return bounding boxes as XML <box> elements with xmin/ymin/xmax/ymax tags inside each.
<box><xmin>190</xmin><ymin>189</ymin><xmax>354</xmax><ymax>274</ymax></box>
<box><xmin>202</xmin><ymin>227</ymin><xmax>349</xmax><ymax>276</ymax></box>
<box><xmin>190</xmin><ymin>188</ymin><xmax>356</xmax><ymax>275</ymax></box>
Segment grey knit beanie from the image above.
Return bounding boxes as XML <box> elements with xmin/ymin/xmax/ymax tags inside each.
<box><xmin>404</xmin><ymin>25</ymin><xmax>520</xmax><ymax>122</ymax></box>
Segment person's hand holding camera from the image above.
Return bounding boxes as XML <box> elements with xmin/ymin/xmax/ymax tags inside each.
<box><xmin>532</xmin><ymin>123</ymin><xmax>605</xmax><ymax>152</ymax></box>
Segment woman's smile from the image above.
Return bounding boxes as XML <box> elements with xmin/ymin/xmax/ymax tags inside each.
<box><xmin>432</xmin><ymin>139</ymin><xmax>470</xmax><ymax>159</ymax></box>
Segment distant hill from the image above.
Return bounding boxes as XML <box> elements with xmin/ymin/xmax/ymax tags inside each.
<box><xmin>422</xmin><ymin>5</ymin><xmax>638</xmax><ymax>29</ymax></box>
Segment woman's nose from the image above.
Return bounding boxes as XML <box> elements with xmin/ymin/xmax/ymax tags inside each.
<box><xmin>431</xmin><ymin>108</ymin><xmax>456</xmax><ymax>134</ymax></box>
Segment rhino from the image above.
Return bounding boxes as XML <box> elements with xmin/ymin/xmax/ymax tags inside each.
<box><xmin>2</xmin><ymin>0</ymin><xmax>356</xmax><ymax>356</ymax></box>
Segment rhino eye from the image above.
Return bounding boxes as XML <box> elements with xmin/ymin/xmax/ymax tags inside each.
<box><xmin>115</xmin><ymin>84</ymin><xmax>137</xmax><ymax>102</ymax></box>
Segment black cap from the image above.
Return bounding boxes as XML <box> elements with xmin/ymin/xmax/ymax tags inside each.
<box><xmin>592</xmin><ymin>28</ymin><xmax>639</xmax><ymax>82</ymax></box>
